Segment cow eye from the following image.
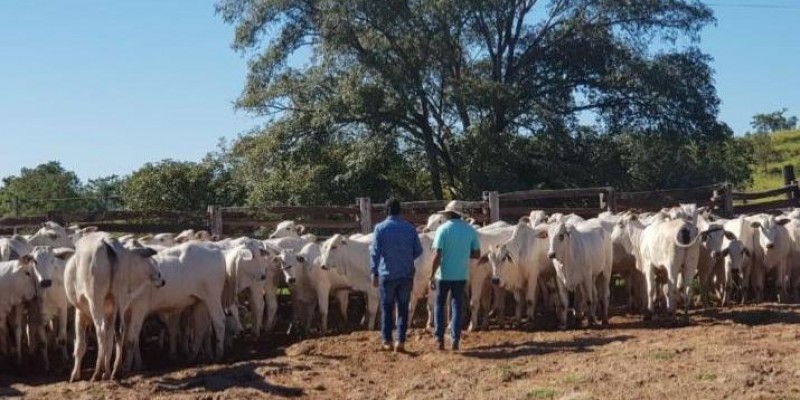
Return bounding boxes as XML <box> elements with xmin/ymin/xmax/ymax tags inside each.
<box><xmin>25</xmin><ymin>272</ymin><xmax>31</xmax><ymax>277</ymax></box>
<box><xmin>558</xmin><ymin>234</ymin><xmax>565</xmax><ymax>241</ymax></box>
<box><xmin>331</xmin><ymin>246</ymin><xmax>337</xmax><ymax>250</ymax></box>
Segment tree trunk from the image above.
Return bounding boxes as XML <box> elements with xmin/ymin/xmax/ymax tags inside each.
<box><xmin>424</xmin><ymin>136</ymin><xmax>444</xmax><ymax>200</ymax></box>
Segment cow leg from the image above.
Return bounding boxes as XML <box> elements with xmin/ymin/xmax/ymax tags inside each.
<box><xmin>249</xmin><ymin>286</ymin><xmax>265</xmax><ymax>339</ymax></box>
<box><xmin>165</xmin><ymin>314</ymin><xmax>180</xmax><ymax>361</ymax></box>
<box><xmin>778</xmin><ymin>261</ymin><xmax>788</xmax><ymax>303</ymax></box>
<box><xmin>57</xmin><ymin>307</ymin><xmax>69</xmax><ymax>363</ymax></box>
<box><xmin>525</xmin><ymin>273</ymin><xmax>540</xmax><ymax>325</ymax></box>
<box><xmin>0</xmin><ymin>315</ymin><xmax>7</xmax><ymax>356</ymax></box>
<box><xmin>365</xmin><ymin>293</ymin><xmax>379</xmax><ymax>331</ymax></box>
<box><xmin>467</xmin><ymin>275</ymin><xmax>483</xmax><ymax>332</ymax></box>
<box><xmin>204</xmin><ymin>299</ymin><xmax>226</xmax><ymax>360</ymax></box>
<box><xmin>12</xmin><ymin>307</ymin><xmax>24</xmax><ymax>366</ymax></box>
<box><xmin>316</xmin><ymin>285</ymin><xmax>331</xmax><ymax>334</ymax></box>
<box><xmin>263</xmin><ymin>290</ymin><xmax>279</xmax><ymax>333</ymax></box>
<box><xmin>752</xmin><ymin>265</ymin><xmax>765</xmax><ymax>303</ymax></box>
<box><xmin>598</xmin><ymin>273</ymin><xmax>611</xmax><ymax>326</ymax></box>
<box><xmin>741</xmin><ymin>263</ymin><xmax>752</xmax><ymax>304</ymax></box>
<box><xmin>555</xmin><ymin>278</ymin><xmax>569</xmax><ymax>330</ymax></box>
<box><xmin>512</xmin><ymin>289</ymin><xmax>523</xmax><ymax>328</ymax></box>
<box><xmin>69</xmin><ymin>308</ymin><xmax>91</xmax><ymax>382</ymax></box>
<box><xmin>334</xmin><ymin>290</ymin><xmax>349</xmax><ymax>330</ymax></box>
<box><xmin>118</xmin><ymin>306</ymin><xmax>145</xmax><ymax>375</ymax></box>
<box><xmin>644</xmin><ymin>266</ymin><xmax>656</xmax><ymax>320</ymax></box>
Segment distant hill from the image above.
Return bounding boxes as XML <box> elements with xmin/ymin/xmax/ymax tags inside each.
<box><xmin>750</xmin><ymin>129</ymin><xmax>800</xmax><ymax>191</ymax></box>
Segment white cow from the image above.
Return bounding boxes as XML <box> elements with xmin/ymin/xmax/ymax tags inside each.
<box><xmin>221</xmin><ymin>240</ymin><xmax>271</xmax><ymax>339</ymax></box>
<box><xmin>747</xmin><ymin>214</ymin><xmax>791</xmax><ymax>302</ymax></box>
<box><xmin>318</xmin><ymin>234</ymin><xmax>380</xmax><ymax>330</ymax></box>
<box><xmin>638</xmin><ymin>218</ymin><xmax>701</xmax><ymax>318</ymax></box>
<box><xmin>262</xmin><ymin>236</ymin><xmax>311</xmax><ymax>332</ymax></box>
<box><xmin>0</xmin><ymin>236</ymin><xmax>31</xmax><ymax>261</ymax></box>
<box><xmin>545</xmin><ymin>219</ymin><xmax>613</xmax><ymax>329</ymax></box>
<box><xmin>277</xmin><ymin>243</ymin><xmax>351</xmax><ymax>334</ymax></box>
<box><xmin>610</xmin><ymin>213</ymin><xmax>649</xmax><ymax>312</ymax></box>
<box><xmin>528</xmin><ymin>210</ymin><xmax>548</xmax><ymax>227</ymax></box>
<box><xmin>0</xmin><ymin>255</ymin><xmax>38</xmax><ymax>366</ymax></box>
<box><xmin>695</xmin><ymin>216</ymin><xmax>736</xmax><ymax>307</ymax></box>
<box><xmin>66</xmin><ymin>233</ymin><xmax>165</xmax><ymax>382</ymax></box>
<box><xmin>269</xmin><ymin>220</ymin><xmax>306</xmax><ymax>239</ymax></box>
<box><xmin>119</xmin><ymin>242</ymin><xmax>228</xmax><ymax>371</ymax></box>
<box><xmin>468</xmin><ymin>224</ymin><xmax>516</xmax><ymax>331</ymax></box>
<box><xmin>28</xmin><ymin>222</ymin><xmax>74</xmax><ymax>248</ymax></box>
<box><xmin>487</xmin><ymin>219</ymin><xmax>552</xmax><ymax>326</ymax></box>
<box><xmin>138</xmin><ymin>233</ymin><xmax>177</xmax><ymax>247</ymax></box>
<box><xmin>39</xmin><ymin>247</ymin><xmax>75</xmax><ymax>362</ymax></box>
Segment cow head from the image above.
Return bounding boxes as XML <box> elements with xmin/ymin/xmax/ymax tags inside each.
<box><xmin>274</xmin><ymin>248</ymin><xmax>301</xmax><ymax>285</ymax></box>
<box><xmin>269</xmin><ymin>221</ymin><xmax>305</xmax><ymax>239</ymax></box>
<box><xmin>103</xmin><ymin>237</ymin><xmax>165</xmax><ymax>289</ymax></box>
<box><xmin>29</xmin><ymin>246</ymin><xmax>56</xmax><ymax>289</ymax></box>
<box><xmin>750</xmin><ymin>216</ymin><xmax>790</xmax><ymax>251</ymax></box>
<box><xmin>701</xmin><ymin>224</ymin><xmax>736</xmax><ymax>259</ymax></box>
<box><xmin>546</xmin><ymin>221</ymin><xmax>572</xmax><ymax>261</ymax></box>
<box><xmin>319</xmin><ymin>234</ymin><xmax>349</xmax><ymax>272</ymax></box>
<box><xmin>488</xmin><ymin>245</ymin><xmax>514</xmax><ymax>287</ymax></box>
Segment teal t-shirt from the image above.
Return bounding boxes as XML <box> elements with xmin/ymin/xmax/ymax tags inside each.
<box><xmin>432</xmin><ymin>219</ymin><xmax>480</xmax><ymax>281</ymax></box>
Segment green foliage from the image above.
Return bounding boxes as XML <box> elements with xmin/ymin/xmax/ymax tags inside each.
<box><xmin>218</xmin><ymin>0</ymin><xmax>750</xmax><ymax>201</ymax></box>
<box><xmin>749</xmin><ymin>129</ymin><xmax>800</xmax><ymax>191</ymax></box>
<box><xmin>748</xmin><ymin>132</ymin><xmax>776</xmax><ymax>174</ymax></box>
<box><xmin>0</xmin><ymin>161</ymin><xmax>84</xmax><ymax>217</ymax></box>
<box><xmin>751</xmin><ymin>108</ymin><xmax>798</xmax><ymax>133</ymax></box>
<box><xmin>123</xmin><ymin>159</ymin><xmax>244</xmax><ymax>212</ymax></box>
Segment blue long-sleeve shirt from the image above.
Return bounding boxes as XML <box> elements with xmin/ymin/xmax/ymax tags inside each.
<box><xmin>370</xmin><ymin>215</ymin><xmax>423</xmax><ymax>280</ymax></box>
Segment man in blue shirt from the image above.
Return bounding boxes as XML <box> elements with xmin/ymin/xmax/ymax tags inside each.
<box><xmin>430</xmin><ymin>201</ymin><xmax>480</xmax><ymax>351</ymax></box>
<box><xmin>370</xmin><ymin>198</ymin><xmax>423</xmax><ymax>353</ymax></box>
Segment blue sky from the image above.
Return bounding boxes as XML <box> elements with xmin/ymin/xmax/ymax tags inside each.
<box><xmin>0</xmin><ymin>0</ymin><xmax>798</xmax><ymax>182</ymax></box>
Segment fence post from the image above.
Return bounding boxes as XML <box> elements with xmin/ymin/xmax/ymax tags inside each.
<box><xmin>207</xmin><ymin>205</ymin><xmax>223</xmax><ymax>238</ymax></box>
<box><xmin>483</xmin><ymin>191</ymin><xmax>500</xmax><ymax>223</ymax></box>
<box><xmin>605</xmin><ymin>187</ymin><xmax>616</xmax><ymax>213</ymax></box>
<box><xmin>357</xmin><ymin>197</ymin><xmax>372</xmax><ymax>233</ymax></box>
<box><xmin>723</xmin><ymin>183</ymin><xmax>734</xmax><ymax>218</ymax></box>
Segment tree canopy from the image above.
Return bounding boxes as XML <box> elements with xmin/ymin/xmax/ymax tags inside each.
<box><xmin>0</xmin><ymin>161</ymin><xmax>84</xmax><ymax>216</ymax></box>
<box><xmin>217</xmin><ymin>0</ymin><xmax>751</xmax><ymax>202</ymax></box>
<box><xmin>751</xmin><ymin>108</ymin><xmax>798</xmax><ymax>133</ymax></box>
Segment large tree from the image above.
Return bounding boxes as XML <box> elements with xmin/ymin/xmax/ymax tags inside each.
<box><xmin>123</xmin><ymin>159</ymin><xmax>245</xmax><ymax>211</ymax></box>
<box><xmin>751</xmin><ymin>108</ymin><xmax>798</xmax><ymax>133</ymax></box>
<box><xmin>0</xmin><ymin>161</ymin><xmax>84</xmax><ymax>216</ymax></box>
<box><xmin>218</xmin><ymin>0</ymin><xmax>747</xmax><ymax>200</ymax></box>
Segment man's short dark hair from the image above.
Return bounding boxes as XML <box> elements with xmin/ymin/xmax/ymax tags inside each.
<box><xmin>385</xmin><ymin>198</ymin><xmax>401</xmax><ymax>216</ymax></box>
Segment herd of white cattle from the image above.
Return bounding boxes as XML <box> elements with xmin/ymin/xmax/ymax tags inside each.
<box><xmin>2</xmin><ymin>204</ymin><xmax>800</xmax><ymax>382</ymax></box>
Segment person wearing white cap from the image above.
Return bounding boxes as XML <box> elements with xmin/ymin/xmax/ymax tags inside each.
<box><xmin>429</xmin><ymin>200</ymin><xmax>480</xmax><ymax>351</ymax></box>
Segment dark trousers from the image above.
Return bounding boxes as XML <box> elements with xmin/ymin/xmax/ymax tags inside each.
<box><xmin>434</xmin><ymin>280</ymin><xmax>467</xmax><ymax>343</ymax></box>
<box><xmin>380</xmin><ymin>277</ymin><xmax>413</xmax><ymax>344</ymax></box>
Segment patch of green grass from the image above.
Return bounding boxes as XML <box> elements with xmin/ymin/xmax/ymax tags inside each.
<box><xmin>564</xmin><ymin>373</ymin><xmax>588</xmax><ymax>385</ymax></box>
<box><xmin>527</xmin><ymin>388</ymin><xmax>557</xmax><ymax>399</ymax></box>
<box><xmin>695</xmin><ymin>372</ymin><xmax>717</xmax><ymax>381</ymax></box>
<box><xmin>749</xmin><ymin>129</ymin><xmax>800</xmax><ymax>195</ymax></box>
<box><xmin>497</xmin><ymin>364</ymin><xmax>526</xmax><ymax>382</ymax></box>
<box><xmin>652</xmin><ymin>350</ymin><xmax>674</xmax><ymax>361</ymax></box>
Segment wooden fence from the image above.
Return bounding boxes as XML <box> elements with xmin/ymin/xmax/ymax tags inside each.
<box><xmin>4</xmin><ymin>179</ymin><xmax>800</xmax><ymax>237</ymax></box>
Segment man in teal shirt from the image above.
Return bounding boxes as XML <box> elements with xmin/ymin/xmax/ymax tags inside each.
<box><xmin>429</xmin><ymin>201</ymin><xmax>480</xmax><ymax>351</ymax></box>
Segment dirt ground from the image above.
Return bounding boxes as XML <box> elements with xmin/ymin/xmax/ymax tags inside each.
<box><xmin>4</xmin><ymin>304</ymin><xmax>800</xmax><ymax>399</ymax></box>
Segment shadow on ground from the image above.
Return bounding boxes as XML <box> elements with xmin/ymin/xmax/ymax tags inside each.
<box><xmin>461</xmin><ymin>335</ymin><xmax>634</xmax><ymax>359</ymax></box>
<box><xmin>141</xmin><ymin>361</ymin><xmax>304</xmax><ymax>397</ymax></box>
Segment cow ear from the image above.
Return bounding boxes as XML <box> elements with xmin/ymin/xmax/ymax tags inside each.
<box><xmin>777</xmin><ymin>218</ymin><xmax>791</xmax><ymax>226</ymax></box>
<box><xmin>82</xmin><ymin>226</ymin><xmax>99</xmax><ymax>234</ymax></box>
<box><xmin>536</xmin><ymin>230</ymin><xmax>548</xmax><ymax>239</ymax></box>
<box><xmin>131</xmin><ymin>247</ymin><xmax>157</xmax><ymax>258</ymax></box>
<box><xmin>723</xmin><ymin>231</ymin><xmax>736</xmax><ymax>240</ymax></box>
<box><xmin>477</xmin><ymin>253</ymin><xmax>489</xmax><ymax>264</ymax></box>
<box><xmin>238</xmin><ymin>248</ymin><xmax>254</xmax><ymax>261</ymax></box>
<box><xmin>53</xmin><ymin>247</ymin><xmax>75</xmax><ymax>260</ymax></box>
<box><xmin>518</xmin><ymin>216</ymin><xmax>531</xmax><ymax>224</ymax></box>
<box><xmin>19</xmin><ymin>254</ymin><xmax>35</xmax><ymax>266</ymax></box>
<box><xmin>296</xmin><ymin>224</ymin><xmax>306</xmax><ymax>234</ymax></box>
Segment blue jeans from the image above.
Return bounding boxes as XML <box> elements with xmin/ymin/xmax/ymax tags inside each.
<box><xmin>434</xmin><ymin>280</ymin><xmax>467</xmax><ymax>344</ymax></box>
<box><xmin>380</xmin><ymin>277</ymin><xmax>413</xmax><ymax>344</ymax></box>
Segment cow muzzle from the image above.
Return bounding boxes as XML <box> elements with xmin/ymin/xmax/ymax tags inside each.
<box><xmin>260</xmin><ymin>274</ymin><xmax>267</xmax><ymax>281</ymax></box>
<box><xmin>711</xmin><ymin>251</ymin><xmax>721</xmax><ymax>259</ymax></box>
<box><xmin>547</xmin><ymin>252</ymin><xmax>556</xmax><ymax>259</ymax></box>
<box><xmin>156</xmin><ymin>279</ymin><xmax>166</xmax><ymax>288</ymax></box>
<box><xmin>491</xmin><ymin>277</ymin><xmax>500</xmax><ymax>286</ymax></box>
<box><xmin>40</xmin><ymin>279</ymin><xmax>52</xmax><ymax>289</ymax></box>
<box><xmin>321</xmin><ymin>265</ymin><xmax>329</xmax><ymax>270</ymax></box>
<box><xmin>766</xmin><ymin>243</ymin><xmax>775</xmax><ymax>249</ymax></box>
<box><xmin>287</xmin><ymin>277</ymin><xmax>296</xmax><ymax>284</ymax></box>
